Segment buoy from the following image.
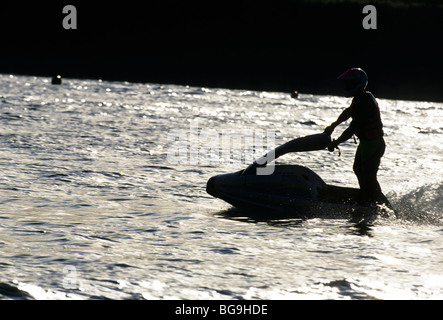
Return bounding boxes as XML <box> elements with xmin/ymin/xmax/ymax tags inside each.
<box><xmin>51</xmin><ymin>75</ymin><xmax>62</xmax><ymax>85</ymax></box>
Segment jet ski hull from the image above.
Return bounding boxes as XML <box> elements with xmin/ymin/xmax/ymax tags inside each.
<box><xmin>206</xmin><ymin>165</ymin><xmax>384</xmax><ymax>218</ymax></box>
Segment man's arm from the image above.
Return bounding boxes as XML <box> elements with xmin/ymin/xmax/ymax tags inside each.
<box><xmin>328</xmin><ymin>125</ymin><xmax>355</xmax><ymax>151</ymax></box>
<box><xmin>324</xmin><ymin>107</ymin><xmax>352</xmax><ymax>135</ymax></box>
<box><xmin>335</xmin><ymin>126</ymin><xmax>354</xmax><ymax>145</ymax></box>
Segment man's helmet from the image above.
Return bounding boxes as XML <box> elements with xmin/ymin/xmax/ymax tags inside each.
<box><xmin>337</xmin><ymin>68</ymin><xmax>368</xmax><ymax>96</ymax></box>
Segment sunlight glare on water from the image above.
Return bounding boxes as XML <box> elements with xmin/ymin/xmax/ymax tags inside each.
<box><xmin>0</xmin><ymin>74</ymin><xmax>442</xmax><ymax>300</ymax></box>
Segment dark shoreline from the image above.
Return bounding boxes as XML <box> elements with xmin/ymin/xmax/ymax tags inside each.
<box><xmin>1</xmin><ymin>1</ymin><xmax>442</xmax><ymax>102</ymax></box>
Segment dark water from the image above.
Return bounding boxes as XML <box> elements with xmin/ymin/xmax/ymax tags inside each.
<box><xmin>0</xmin><ymin>74</ymin><xmax>442</xmax><ymax>299</ymax></box>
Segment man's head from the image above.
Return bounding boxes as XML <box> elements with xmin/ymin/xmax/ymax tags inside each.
<box><xmin>338</xmin><ymin>68</ymin><xmax>368</xmax><ymax>97</ymax></box>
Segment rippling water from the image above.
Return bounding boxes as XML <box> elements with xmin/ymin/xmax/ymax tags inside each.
<box><xmin>0</xmin><ymin>74</ymin><xmax>442</xmax><ymax>299</ymax></box>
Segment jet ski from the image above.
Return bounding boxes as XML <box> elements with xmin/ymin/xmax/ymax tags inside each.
<box><xmin>206</xmin><ymin>133</ymin><xmax>392</xmax><ymax>218</ymax></box>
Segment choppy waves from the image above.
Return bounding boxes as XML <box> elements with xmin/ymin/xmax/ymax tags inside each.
<box><xmin>0</xmin><ymin>74</ymin><xmax>442</xmax><ymax>300</ymax></box>
<box><xmin>391</xmin><ymin>183</ymin><xmax>443</xmax><ymax>225</ymax></box>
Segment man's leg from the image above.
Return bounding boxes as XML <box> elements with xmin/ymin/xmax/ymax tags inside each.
<box><xmin>353</xmin><ymin>138</ymin><xmax>386</xmax><ymax>205</ymax></box>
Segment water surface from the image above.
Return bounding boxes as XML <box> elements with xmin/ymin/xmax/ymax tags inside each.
<box><xmin>0</xmin><ymin>74</ymin><xmax>442</xmax><ymax>299</ymax></box>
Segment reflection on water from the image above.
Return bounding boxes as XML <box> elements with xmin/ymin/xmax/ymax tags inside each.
<box><xmin>217</xmin><ymin>207</ymin><xmax>375</xmax><ymax>236</ymax></box>
<box><xmin>0</xmin><ymin>74</ymin><xmax>442</xmax><ymax>299</ymax></box>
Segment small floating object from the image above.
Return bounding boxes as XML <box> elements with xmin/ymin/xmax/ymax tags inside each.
<box><xmin>51</xmin><ymin>75</ymin><xmax>62</xmax><ymax>85</ymax></box>
<box><xmin>291</xmin><ymin>90</ymin><xmax>299</xmax><ymax>99</ymax></box>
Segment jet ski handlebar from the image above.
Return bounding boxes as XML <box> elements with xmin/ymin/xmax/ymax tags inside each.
<box><xmin>242</xmin><ymin>133</ymin><xmax>331</xmax><ymax>175</ymax></box>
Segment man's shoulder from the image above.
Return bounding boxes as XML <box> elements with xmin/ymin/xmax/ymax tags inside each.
<box><xmin>354</xmin><ymin>91</ymin><xmax>377</xmax><ymax>105</ymax></box>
